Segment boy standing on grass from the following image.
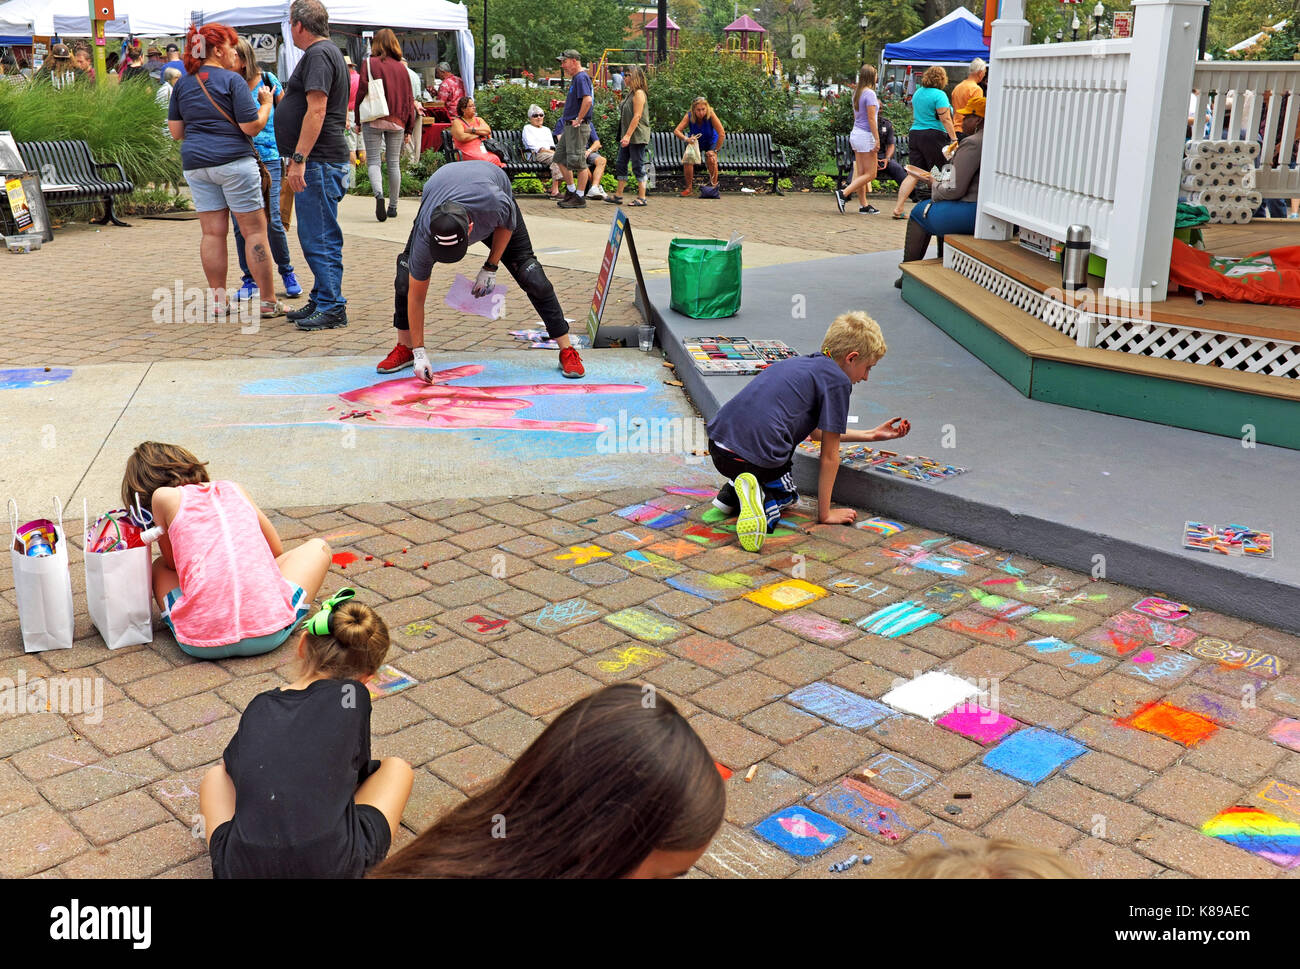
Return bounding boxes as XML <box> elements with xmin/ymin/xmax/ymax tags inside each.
<box><xmin>706</xmin><ymin>311</ymin><xmax>911</xmax><ymax>552</ymax></box>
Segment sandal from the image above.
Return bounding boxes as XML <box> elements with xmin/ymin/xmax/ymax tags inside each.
<box><xmin>679</xmin><ymin>187</ymin><xmax>694</xmax><ymax>197</ymax></box>
<box><xmin>631</xmin><ymin>198</ymin><xmax>647</xmax><ymax>206</ymax></box>
<box><xmin>260</xmin><ymin>299</ymin><xmax>285</xmax><ymax>319</ymax></box>
<box><xmin>891</xmin><ymin>211</ymin><xmax>907</xmax><ymax>220</ymax></box>
<box><xmin>605</xmin><ymin>195</ymin><xmax>623</xmax><ymax>204</ymax></box>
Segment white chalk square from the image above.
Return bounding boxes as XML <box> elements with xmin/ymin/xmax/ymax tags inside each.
<box><xmin>881</xmin><ymin>671</ymin><xmax>982</xmax><ymax>720</ymax></box>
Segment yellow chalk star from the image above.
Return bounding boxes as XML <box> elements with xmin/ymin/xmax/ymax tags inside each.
<box><xmin>556</xmin><ymin>544</ymin><xmax>612</xmax><ymax>566</ymax></box>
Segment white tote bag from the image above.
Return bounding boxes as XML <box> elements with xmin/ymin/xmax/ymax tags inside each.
<box><xmin>9</xmin><ymin>498</ymin><xmax>75</xmax><ymax>653</ymax></box>
<box><xmin>358</xmin><ymin>57</ymin><xmax>390</xmax><ymax>124</ymax></box>
<box><xmin>83</xmin><ymin>500</ymin><xmax>154</xmax><ymax>650</ymax></box>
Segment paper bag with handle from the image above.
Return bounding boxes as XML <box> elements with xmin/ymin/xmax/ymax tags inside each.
<box><xmin>9</xmin><ymin>497</ymin><xmax>75</xmax><ymax>652</ymax></box>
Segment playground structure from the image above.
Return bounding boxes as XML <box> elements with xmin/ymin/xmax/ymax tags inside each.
<box><xmin>593</xmin><ymin>11</ymin><xmax>781</xmax><ymax>87</ymax></box>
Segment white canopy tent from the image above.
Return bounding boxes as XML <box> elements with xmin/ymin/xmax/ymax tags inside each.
<box><xmin>0</xmin><ymin>0</ymin><xmax>475</xmax><ymax>91</ymax></box>
<box><xmin>0</xmin><ymin>0</ymin><xmax>187</xmax><ymax>37</ymax></box>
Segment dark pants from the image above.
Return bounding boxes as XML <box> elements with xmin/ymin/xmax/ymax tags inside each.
<box><xmin>616</xmin><ymin>143</ymin><xmax>647</xmax><ymax>179</ymax></box>
<box><xmin>393</xmin><ymin>198</ymin><xmax>569</xmax><ymax>339</ymax></box>
<box><xmin>904</xmin><ymin>199</ymin><xmax>978</xmax><ymax>261</ymax></box>
<box><xmin>908</xmin><ymin>128</ymin><xmax>951</xmax><ymax>172</ymax></box>
<box><xmin>879</xmin><ymin>158</ymin><xmax>907</xmax><ymax>185</ymax></box>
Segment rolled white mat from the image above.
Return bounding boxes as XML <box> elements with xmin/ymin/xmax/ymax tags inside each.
<box><xmin>1183</xmin><ymin>156</ymin><xmax>1209</xmax><ymax>174</ymax></box>
<box><xmin>1233</xmin><ymin>205</ymin><xmax>1255</xmax><ymax>224</ymax></box>
<box><xmin>1204</xmin><ymin>205</ymin><xmax>1221</xmax><ymax>222</ymax></box>
<box><xmin>1241</xmin><ymin>170</ymin><xmax>1256</xmax><ymax>190</ymax></box>
<box><xmin>1186</xmin><ymin>140</ymin><xmax>1223</xmax><ymax>156</ymax></box>
<box><xmin>1181</xmin><ymin>174</ymin><xmax>1207</xmax><ymax>190</ymax></box>
<box><xmin>1234</xmin><ymin>140</ymin><xmax>1260</xmax><ymax>159</ymax></box>
<box><xmin>1245</xmin><ymin>191</ymin><xmax>1262</xmax><ymax>208</ymax></box>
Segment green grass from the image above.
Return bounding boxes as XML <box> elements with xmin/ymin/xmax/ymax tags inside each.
<box><xmin>0</xmin><ymin>79</ymin><xmax>182</xmax><ymax>193</ymax></box>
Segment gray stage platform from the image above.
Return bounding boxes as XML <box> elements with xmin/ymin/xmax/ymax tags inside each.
<box><xmin>639</xmin><ymin>251</ymin><xmax>1300</xmax><ymax>634</ymax></box>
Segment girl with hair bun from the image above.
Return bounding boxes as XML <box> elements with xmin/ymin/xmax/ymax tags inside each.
<box><xmin>198</xmin><ymin>589</ymin><xmax>414</xmax><ymax>878</ymax></box>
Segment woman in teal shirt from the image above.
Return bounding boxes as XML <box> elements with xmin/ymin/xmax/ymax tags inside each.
<box><xmin>891</xmin><ymin>65</ymin><xmax>958</xmax><ymax>219</ymax></box>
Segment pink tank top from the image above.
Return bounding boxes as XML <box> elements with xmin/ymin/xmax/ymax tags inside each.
<box><xmin>167</xmin><ymin>481</ymin><xmax>296</xmax><ymax>647</ymax></box>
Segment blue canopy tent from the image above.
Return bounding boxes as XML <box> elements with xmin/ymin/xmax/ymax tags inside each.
<box><xmin>883</xmin><ymin>7</ymin><xmax>989</xmax><ymax>65</ymax></box>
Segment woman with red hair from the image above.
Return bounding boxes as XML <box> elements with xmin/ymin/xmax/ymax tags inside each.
<box><xmin>169</xmin><ymin>23</ymin><xmax>283</xmax><ymax>321</ymax></box>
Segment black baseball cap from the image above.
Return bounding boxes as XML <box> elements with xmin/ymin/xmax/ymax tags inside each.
<box><xmin>428</xmin><ymin>201</ymin><xmax>469</xmax><ymax>262</ymax></box>
<box><xmin>166</xmin><ymin>43</ymin><xmax>179</xmax><ymax>53</ymax></box>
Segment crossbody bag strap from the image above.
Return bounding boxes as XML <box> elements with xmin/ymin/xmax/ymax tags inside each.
<box><xmin>195</xmin><ymin>71</ymin><xmax>259</xmax><ymax>154</ymax></box>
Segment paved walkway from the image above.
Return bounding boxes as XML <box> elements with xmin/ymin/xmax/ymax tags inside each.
<box><xmin>3</xmin><ymin>189</ymin><xmax>1298</xmax><ymax>880</ymax></box>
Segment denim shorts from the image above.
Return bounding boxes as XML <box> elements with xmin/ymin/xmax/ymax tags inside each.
<box><xmin>163</xmin><ymin>583</ymin><xmax>309</xmax><ymax>659</ymax></box>
<box><xmin>184</xmin><ymin>155</ymin><xmax>263</xmax><ymax>213</ymax></box>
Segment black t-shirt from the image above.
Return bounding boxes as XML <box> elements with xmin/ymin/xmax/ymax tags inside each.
<box><xmin>878</xmin><ymin>116</ymin><xmax>897</xmax><ymax>152</ymax></box>
<box><xmin>276</xmin><ymin>39</ymin><xmax>349</xmax><ymax>163</ymax></box>
<box><xmin>214</xmin><ymin>678</ymin><xmax>386</xmax><ymax>878</ymax></box>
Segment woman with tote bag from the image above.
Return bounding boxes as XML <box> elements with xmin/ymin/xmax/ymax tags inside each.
<box><xmin>356</xmin><ymin>29</ymin><xmax>416</xmax><ymax>222</ymax></box>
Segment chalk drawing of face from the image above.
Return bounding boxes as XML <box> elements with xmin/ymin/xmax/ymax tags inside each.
<box><xmin>336</xmin><ymin>367</ymin><xmax>644</xmax><ymax>432</ymax></box>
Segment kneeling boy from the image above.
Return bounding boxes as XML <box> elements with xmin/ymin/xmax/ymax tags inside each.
<box><xmin>706</xmin><ymin>311</ymin><xmax>911</xmax><ymax>551</ymax></box>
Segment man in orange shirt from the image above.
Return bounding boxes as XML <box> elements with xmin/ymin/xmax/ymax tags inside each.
<box><xmin>951</xmin><ymin>58</ymin><xmax>986</xmax><ymax>139</ymax></box>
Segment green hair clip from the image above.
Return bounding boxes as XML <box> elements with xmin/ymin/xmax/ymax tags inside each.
<box><xmin>305</xmin><ymin>587</ymin><xmax>356</xmax><ymax>637</ymax></box>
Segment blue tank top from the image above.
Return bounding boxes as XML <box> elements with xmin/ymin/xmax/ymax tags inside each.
<box><xmin>688</xmin><ymin>115</ymin><xmax>717</xmax><ymax>150</ymax></box>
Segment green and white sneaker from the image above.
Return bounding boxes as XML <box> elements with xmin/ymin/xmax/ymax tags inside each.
<box><xmin>734</xmin><ymin>473</ymin><xmax>767</xmax><ymax>553</ymax></box>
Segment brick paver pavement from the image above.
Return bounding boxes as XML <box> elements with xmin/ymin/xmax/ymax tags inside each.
<box><xmin>3</xmin><ymin>490</ymin><xmax>1298</xmax><ymax>879</ymax></box>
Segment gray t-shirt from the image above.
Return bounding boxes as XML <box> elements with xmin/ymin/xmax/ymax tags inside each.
<box><xmin>707</xmin><ymin>353</ymin><xmax>852</xmax><ymax>468</ymax></box>
<box><xmin>408</xmin><ymin>161</ymin><xmax>518</xmax><ymax>282</ymax></box>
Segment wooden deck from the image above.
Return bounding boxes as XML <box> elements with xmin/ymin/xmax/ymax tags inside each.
<box><xmin>946</xmin><ymin>223</ymin><xmax>1300</xmax><ymax>343</ymax></box>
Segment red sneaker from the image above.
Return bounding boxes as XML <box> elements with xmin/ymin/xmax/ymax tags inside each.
<box><xmin>559</xmin><ymin>345</ymin><xmax>585</xmax><ymax>379</ymax></box>
<box><xmin>377</xmin><ymin>343</ymin><xmax>414</xmax><ymax>374</ymax></box>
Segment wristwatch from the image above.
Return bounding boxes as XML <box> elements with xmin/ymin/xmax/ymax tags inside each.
<box><xmin>482</xmin><ymin>260</ymin><xmax>498</xmax><ymax>272</ymax></box>
<box><xmin>291</xmin><ymin>152</ymin><xmax>305</xmax><ymax>164</ymax></box>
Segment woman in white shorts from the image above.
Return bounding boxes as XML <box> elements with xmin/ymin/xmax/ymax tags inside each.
<box><xmin>167</xmin><ymin>22</ymin><xmax>283</xmax><ymax>319</ymax></box>
<box><xmin>835</xmin><ymin>65</ymin><xmax>882</xmax><ymax>215</ymax></box>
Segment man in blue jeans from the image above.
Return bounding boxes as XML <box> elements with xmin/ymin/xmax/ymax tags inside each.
<box><xmin>276</xmin><ymin>0</ymin><xmax>351</xmax><ymax>330</ymax></box>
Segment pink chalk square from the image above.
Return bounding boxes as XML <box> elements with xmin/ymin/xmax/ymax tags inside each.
<box><xmin>937</xmin><ymin>704</ymin><xmax>1020</xmax><ymax>745</ymax></box>
<box><xmin>1270</xmin><ymin>718</ymin><xmax>1300</xmax><ymax>752</ymax></box>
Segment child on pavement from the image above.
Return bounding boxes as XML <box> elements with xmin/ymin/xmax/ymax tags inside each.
<box><xmin>705</xmin><ymin>311</ymin><xmax>911</xmax><ymax>551</ymax></box>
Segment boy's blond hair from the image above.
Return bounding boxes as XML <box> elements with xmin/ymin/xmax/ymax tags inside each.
<box><xmin>893</xmin><ymin>840</ymin><xmax>1083</xmax><ymax>879</ymax></box>
<box><xmin>822</xmin><ymin>311</ymin><xmax>887</xmax><ymax>363</ymax></box>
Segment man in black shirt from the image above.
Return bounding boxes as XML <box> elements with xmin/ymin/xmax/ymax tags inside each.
<box><xmin>277</xmin><ymin>0</ymin><xmax>352</xmax><ymax>331</ymax></box>
<box><xmin>876</xmin><ymin>115</ymin><xmax>907</xmax><ymax>186</ymax></box>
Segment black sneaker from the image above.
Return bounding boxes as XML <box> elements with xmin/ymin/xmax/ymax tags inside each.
<box><xmin>285</xmin><ymin>299</ymin><xmax>317</xmax><ymax>321</ymax></box>
<box><xmin>557</xmin><ymin>191</ymin><xmax>586</xmax><ymax>208</ymax></box>
<box><xmin>375</xmin><ymin>197</ymin><xmax>387</xmax><ymax>222</ymax></box>
<box><xmin>834</xmin><ymin>190</ymin><xmax>847</xmax><ymax>214</ymax></box>
<box><xmin>387</xmin><ymin>202</ymin><xmax>398</xmax><ymax>219</ymax></box>
<box><xmin>295</xmin><ymin>307</ymin><xmax>348</xmax><ymax>331</ymax></box>
<box><xmin>860</xmin><ymin>204</ymin><xmax>880</xmax><ymax>214</ymax></box>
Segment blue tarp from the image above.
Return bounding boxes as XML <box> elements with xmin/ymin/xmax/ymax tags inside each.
<box><xmin>883</xmin><ymin>8</ymin><xmax>990</xmax><ymax>63</ymax></box>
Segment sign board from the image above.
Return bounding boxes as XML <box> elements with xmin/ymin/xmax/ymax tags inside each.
<box><xmin>586</xmin><ymin>208</ymin><xmax>651</xmax><ymax>345</ymax></box>
<box><xmin>1112</xmin><ymin>10</ymin><xmax>1133</xmax><ymax>37</ymax></box>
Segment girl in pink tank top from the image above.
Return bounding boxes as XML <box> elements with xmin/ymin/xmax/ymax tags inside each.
<box><xmin>122</xmin><ymin>442</ymin><xmax>333</xmax><ymax>660</ymax></box>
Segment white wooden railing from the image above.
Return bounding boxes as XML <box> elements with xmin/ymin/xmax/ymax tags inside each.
<box><xmin>1191</xmin><ymin>62</ymin><xmax>1300</xmax><ymax>196</ymax></box>
<box><xmin>977</xmin><ymin>0</ymin><xmax>1208</xmax><ymax>301</ymax></box>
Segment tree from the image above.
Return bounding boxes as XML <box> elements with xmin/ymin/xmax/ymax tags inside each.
<box><xmin>1206</xmin><ymin>0</ymin><xmax>1292</xmax><ymax>55</ymax></box>
<box><xmin>796</xmin><ymin>23</ymin><xmax>859</xmax><ymax>84</ymax></box>
<box><xmin>474</xmin><ymin>0</ymin><xmax>634</xmax><ymax>75</ymax></box>
<box><xmin>812</xmin><ymin>0</ymin><xmax>924</xmax><ymax>56</ymax></box>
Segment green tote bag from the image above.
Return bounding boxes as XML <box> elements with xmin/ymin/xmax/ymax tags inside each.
<box><xmin>668</xmin><ymin>238</ymin><xmax>742</xmax><ymax>319</ymax></box>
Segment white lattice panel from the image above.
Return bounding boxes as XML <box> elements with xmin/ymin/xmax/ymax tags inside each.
<box><xmin>944</xmin><ymin>249</ymin><xmax>1300</xmax><ymax>380</ymax></box>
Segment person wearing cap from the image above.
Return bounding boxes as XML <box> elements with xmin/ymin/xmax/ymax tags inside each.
<box><xmin>163</xmin><ymin>43</ymin><xmax>185</xmax><ymax>77</ymax></box>
<box><xmin>377</xmin><ymin>160</ymin><xmax>586</xmax><ymax>379</ymax></box>
<box><xmin>33</xmin><ymin>43</ymin><xmax>84</xmax><ymax>89</ymax></box>
<box><xmin>554</xmin><ymin>49</ymin><xmax>593</xmax><ymax>208</ymax></box>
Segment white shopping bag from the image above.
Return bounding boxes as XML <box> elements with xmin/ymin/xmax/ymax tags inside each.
<box><xmin>83</xmin><ymin>499</ymin><xmax>154</xmax><ymax>650</ymax></box>
<box><xmin>8</xmin><ymin>498</ymin><xmax>75</xmax><ymax>652</ymax></box>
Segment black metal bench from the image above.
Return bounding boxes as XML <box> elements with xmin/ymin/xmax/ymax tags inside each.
<box><xmin>834</xmin><ymin>132</ymin><xmax>927</xmax><ymax>201</ymax></box>
<box><xmin>649</xmin><ymin>130</ymin><xmax>791</xmax><ymax>194</ymax></box>
<box><xmin>442</xmin><ymin>128</ymin><xmax>601</xmax><ymax>181</ymax></box>
<box><xmin>16</xmin><ymin>139</ymin><xmax>133</xmax><ymax>226</ymax></box>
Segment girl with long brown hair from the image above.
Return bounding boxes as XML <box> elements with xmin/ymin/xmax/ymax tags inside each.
<box><xmin>356</xmin><ymin>27</ymin><xmax>417</xmax><ymax>221</ymax></box>
<box><xmin>371</xmin><ymin>683</ymin><xmax>725</xmax><ymax>878</ymax></box>
<box><xmin>835</xmin><ymin>64</ymin><xmax>882</xmax><ymax>214</ymax></box>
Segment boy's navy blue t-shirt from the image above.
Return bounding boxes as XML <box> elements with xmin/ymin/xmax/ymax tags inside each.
<box><xmin>708</xmin><ymin>353</ymin><xmax>852</xmax><ymax>468</ymax></box>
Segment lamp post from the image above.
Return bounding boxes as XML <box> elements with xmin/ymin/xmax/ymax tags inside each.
<box><xmin>1054</xmin><ymin>28</ymin><xmax>1063</xmax><ymax>43</ymax></box>
<box><xmin>1071</xmin><ymin>12</ymin><xmax>1080</xmax><ymax>41</ymax></box>
<box><xmin>1092</xmin><ymin>2</ymin><xmax>1105</xmax><ymax>38</ymax></box>
<box><xmin>859</xmin><ymin>14</ymin><xmax>869</xmax><ymax>64</ymax></box>
<box><xmin>481</xmin><ymin>0</ymin><xmax>488</xmax><ymax>87</ymax></box>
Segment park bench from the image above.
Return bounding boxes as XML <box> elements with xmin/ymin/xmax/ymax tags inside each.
<box><xmin>649</xmin><ymin>130</ymin><xmax>791</xmax><ymax>194</ymax></box>
<box><xmin>16</xmin><ymin>139</ymin><xmax>133</xmax><ymax>226</ymax></box>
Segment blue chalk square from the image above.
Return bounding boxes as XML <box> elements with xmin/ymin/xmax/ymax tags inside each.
<box><xmin>787</xmin><ymin>682</ymin><xmax>894</xmax><ymax>729</ymax></box>
<box><xmin>982</xmin><ymin>728</ymin><xmax>1087</xmax><ymax>785</ymax></box>
<box><xmin>753</xmin><ymin>807</ymin><xmax>849</xmax><ymax>857</ymax></box>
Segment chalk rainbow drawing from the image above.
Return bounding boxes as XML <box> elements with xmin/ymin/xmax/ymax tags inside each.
<box><xmin>1120</xmin><ymin>701</ymin><xmax>1218</xmax><ymax>746</ymax></box>
<box><xmin>856</xmin><ymin>517</ymin><xmax>904</xmax><ymax>536</ymax></box>
<box><xmin>241</xmin><ymin>367</ymin><xmax>644</xmax><ymax>432</ymax></box>
<box><xmin>857</xmin><ymin>600</ymin><xmax>942</xmax><ymax>638</ymax></box>
<box><xmin>615</xmin><ymin>503</ymin><xmax>689</xmax><ymax>529</ymax></box>
<box><xmin>666</xmin><ymin>571</ymin><xmax>755</xmax><ymax>601</ymax></box>
<box><xmin>0</xmin><ymin>367</ymin><xmax>73</xmax><ymax>390</ymax></box>
<box><xmin>1202</xmin><ymin>807</ymin><xmax>1300</xmax><ymax>868</ymax></box>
